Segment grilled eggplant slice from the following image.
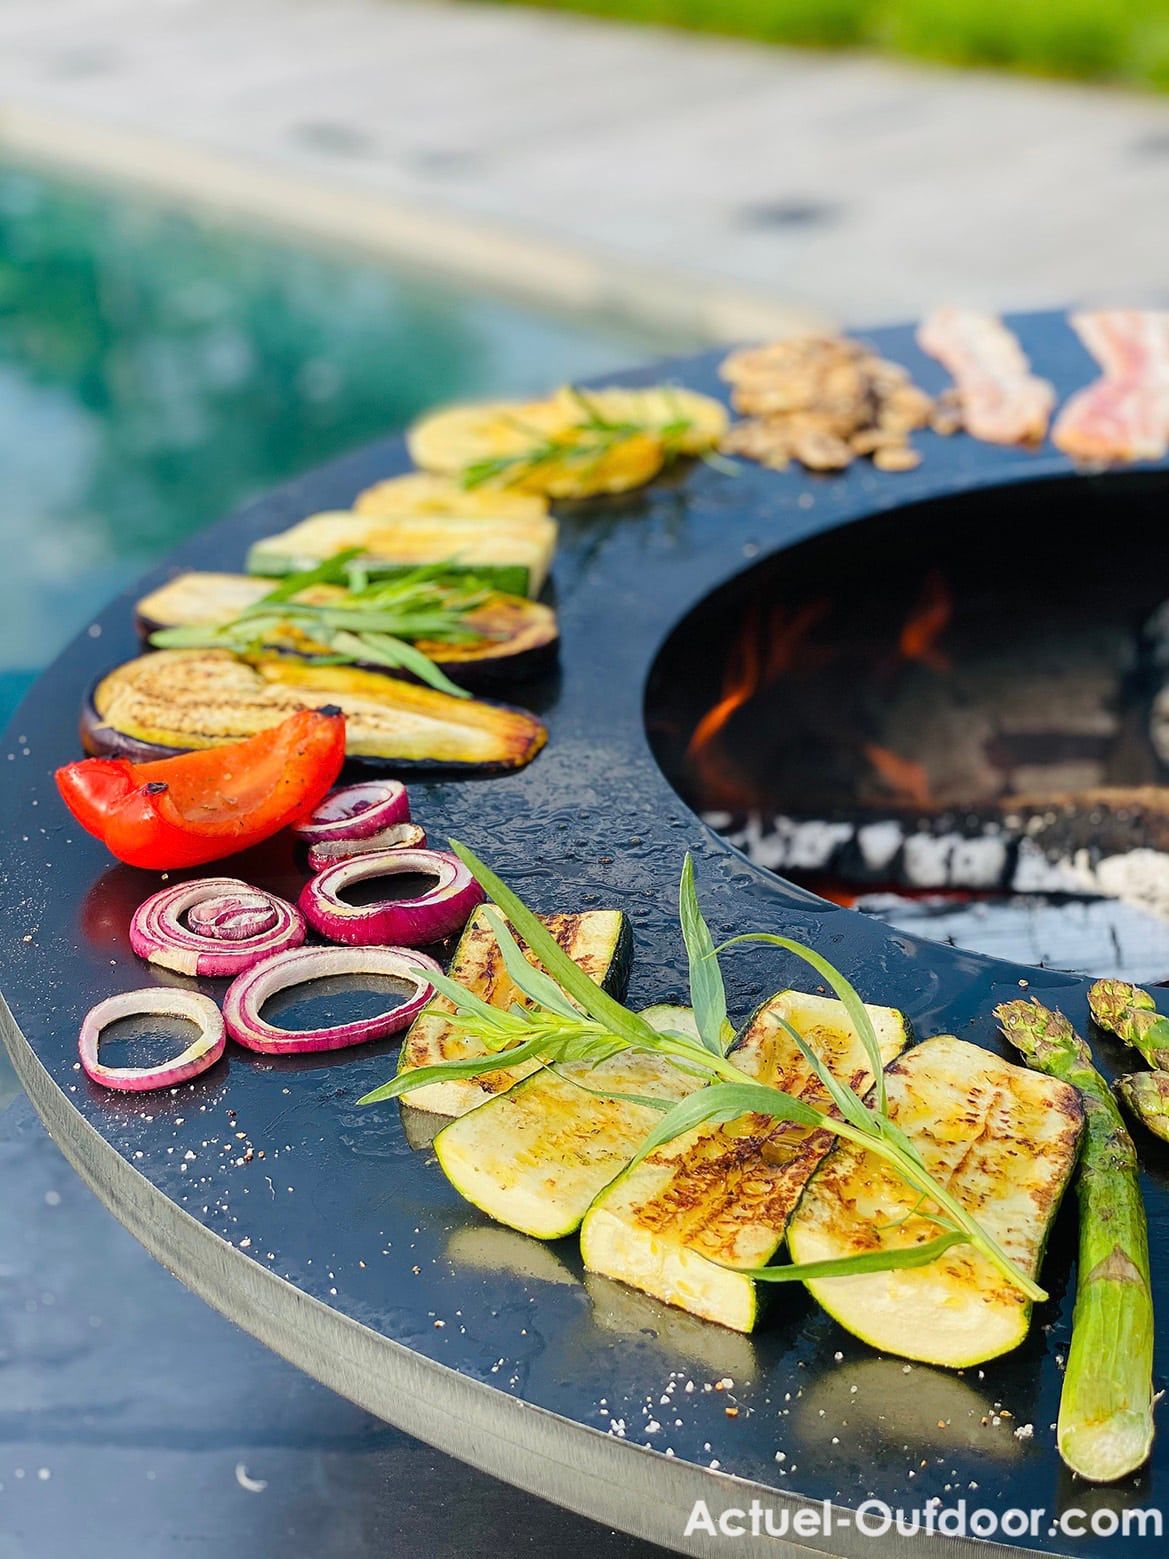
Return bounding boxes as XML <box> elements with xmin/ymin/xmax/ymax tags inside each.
<box><xmin>434</xmin><ymin>1008</ymin><xmax>703</xmax><ymax>1241</ymax></box>
<box><xmin>246</xmin><ymin>510</ymin><xmax>558</xmax><ymax>598</ymax></box>
<box><xmin>579</xmin><ymin>991</ymin><xmax>908</xmax><ymax>1333</ymax></box>
<box><xmin>134</xmin><ymin>573</ymin><xmax>559</xmax><ymax>686</ymax></box>
<box><xmin>397</xmin><ymin>907</ymin><xmax>631</xmax><ymax>1117</ymax></box>
<box><xmin>787</xmin><ymin>1035</ymin><xmax>1083</xmax><ymax>1368</ymax></box>
<box><xmin>83</xmin><ymin>650</ymin><xmax>547</xmax><ymax>773</ymax></box>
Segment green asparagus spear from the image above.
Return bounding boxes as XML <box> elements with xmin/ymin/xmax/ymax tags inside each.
<box><xmin>1088</xmin><ymin>979</ymin><xmax>1169</xmax><ymax>1069</ymax></box>
<box><xmin>995</xmin><ymin>999</ymin><xmax>1154</xmax><ymax>1483</ymax></box>
<box><xmin>1117</xmin><ymin>1071</ymin><xmax>1169</xmax><ymax>1145</ymax></box>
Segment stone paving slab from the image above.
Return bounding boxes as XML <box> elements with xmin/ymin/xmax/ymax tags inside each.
<box><xmin>2</xmin><ymin>0</ymin><xmax>1169</xmax><ymax>333</ymax></box>
<box><xmin>0</xmin><ymin>1085</ymin><xmax>660</xmax><ymax>1558</ymax></box>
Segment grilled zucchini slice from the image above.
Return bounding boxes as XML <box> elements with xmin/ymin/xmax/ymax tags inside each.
<box><xmin>787</xmin><ymin>1035</ymin><xmax>1083</xmax><ymax>1368</ymax></box>
<box><xmin>407</xmin><ymin>399</ymin><xmax>566</xmax><ymax>474</ymax></box>
<box><xmin>397</xmin><ymin>907</ymin><xmax>632</xmax><ymax>1117</ymax></box>
<box><xmin>83</xmin><ymin>649</ymin><xmax>547</xmax><ymax>772</ymax></box>
<box><xmin>407</xmin><ymin>397</ymin><xmax>668</xmax><ymax>499</ymax></box>
<box><xmin>134</xmin><ymin>573</ymin><xmax>559</xmax><ymax>686</ymax></box>
<box><xmin>434</xmin><ymin>1007</ymin><xmax>703</xmax><ymax>1241</ymax></box>
<box><xmin>246</xmin><ymin>510</ymin><xmax>558</xmax><ymax>597</ymax></box>
<box><xmin>353</xmin><ymin>473</ymin><xmax>549</xmax><ymax>522</ymax></box>
<box><xmin>579</xmin><ymin>991</ymin><xmax>908</xmax><ymax>1333</ymax></box>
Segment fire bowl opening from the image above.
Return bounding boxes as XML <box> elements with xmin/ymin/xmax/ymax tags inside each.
<box><xmin>647</xmin><ymin>469</ymin><xmax>1169</xmax><ymax>981</ymax></box>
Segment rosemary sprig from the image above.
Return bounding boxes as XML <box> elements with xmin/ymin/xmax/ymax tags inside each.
<box><xmin>360</xmin><ymin>843</ymin><xmax>1047</xmax><ymax>1303</ymax></box>
<box><xmin>459</xmin><ymin>389</ymin><xmax>693</xmax><ymax>491</ymax></box>
<box><xmin>148</xmin><ymin>551</ymin><xmax>500</xmax><ymax>698</ymax></box>
<box><xmin>461</xmin><ymin>426</ymin><xmax>632</xmax><ymax>492</ymax></box>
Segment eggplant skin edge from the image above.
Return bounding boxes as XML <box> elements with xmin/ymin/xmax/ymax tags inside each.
<box><xmin>78</xmin><ymin>670</ymin><xmax>548</xmax><ymax>777</ymax></box>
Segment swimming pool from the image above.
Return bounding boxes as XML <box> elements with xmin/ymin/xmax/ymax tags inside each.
<box><xmin>0</xmin><ymin>161</ymin><xmax>684</xmax><ymax>725</ymax></box>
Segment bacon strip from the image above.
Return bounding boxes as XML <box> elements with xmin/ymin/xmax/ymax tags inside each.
<box><xmin>1053</xmin><ymin>311</ymin><xmax>1169</xmax><ymax>464</ymax></box>
<box><xmin>917</xmin><ymin>307</ymin><xmax>1055</xmax><ymax>445</ymax></box>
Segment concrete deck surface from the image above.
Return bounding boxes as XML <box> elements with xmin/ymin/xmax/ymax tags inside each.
<box><xmin>0</xmin><ymin>1067</ymin><xmax>662</xmax><ymax>1557</ymax></box>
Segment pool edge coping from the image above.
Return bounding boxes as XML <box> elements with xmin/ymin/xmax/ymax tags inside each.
<box><xmin>0</xmin><ymin>99</ymin><xmax>822</xmax><ymax>345</ymax></box>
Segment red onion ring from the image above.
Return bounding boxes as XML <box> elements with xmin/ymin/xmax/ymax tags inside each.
<box><xmin>130</xmin><ymin>878</ymin><xmax>305</xmax><ymax>976</ymax></box>
<box><xmin>293</xmin><ymin>780</ymin><xmax>410</xmax><ymax>845</ymax></box>
<box><xmin>299</xmin><ymin>848</ymin><xmax>484</xmax><ymax>947</ymax></box>
<box><xmin>222</xmin><ymin>945</ymin><xmax>440</xmax><ymax>1053</ymax></box>
<box><xmin>306</xmin><ymin>822</ymin><xmax>427</xmax><ymax>874</ymax></box>
<box><xmin>187</xmin><ymin>890</ymin><xmax>279</xmax><ymax>941</ymax></box>
<box><xmin>79</xmin><ymin>988</ymin><xmax>226</xmax><ymax>1092</ymax></box>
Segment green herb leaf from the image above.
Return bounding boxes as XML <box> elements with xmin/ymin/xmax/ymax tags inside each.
<box><xmin>626</xmin><ymin>1081</ymin><xmax>823</xmax><ymax>1174</ymax></box>
<box><xmin>419</xmin><ymin>966</ymin><xmax>521</xmax><ymax>1030</ymax></box>
<box><xmin>330</xmin><ymin>630</ymin><xmax>471</xmax><ymax>698</ymax></box>
<box><xmin>779</xmin><ymin>1017</ymin><xmax>873</xmax><ymax>1134</ymax></box>
<box><xmin>480</xmin><ymin>906</ymin><xmax>586</xmax><ymax>1022</ymax></box>
<box><xmin>730</xmin><ymin>1230</ymin><xmax>968</xmax><ymax>1283</ymax></box>
<box><xmin>360</xmin><ymin>847</ymin><xmax>1046</xmax><ymax>1306</ymax></box>
<box><xmin>549</xmin><ymin>1066</ymin><xmax>675</xmax><ymax>1114</ymax></box>
<box><xmin>718</xmin><ymin>932</ymin><xmax>889</xmax><ymax>1116</ymax></box>
<box><xmin>255</xmin><ymin>547</ymin><xmax>364</xmax><ymax>605</ymax></box>
<box><xmin>678</xmin><ymin>853</ymin><xmax>731</xmax><ymax>1056</ymax></box>
<box><xmin>447</xmin><ymin>838</ymin><xmax>663</xmax><ymax>1050</ymax></box>
<box><xmin>357</xmin><ymin>1033</ymin><xmax>562</xmax><ymax>1105</ymax></box>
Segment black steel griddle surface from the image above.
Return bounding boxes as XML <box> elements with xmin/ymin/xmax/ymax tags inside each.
<box><xmin>2</xmin><ymin>315</ymin><xmax>1168</xmax><ymax>1555</ymax></box>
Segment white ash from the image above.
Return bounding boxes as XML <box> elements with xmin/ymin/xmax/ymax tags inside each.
<box><xmin>857</xmin><ymin>820</ymin><xmax>903</xmax><ymax>871</ymax></box>
<box><xmin>901</xmin><ymin>832</ymin><xmax>960</xmax><ymax>888</ymax></box>
<box><xmin>950</xmin><ymin>834</ymin><xmax>1009</xmax><ymax>888</ymax></box>
<box><xmin>1093</xmin><ymin>848</ymin><xmax>1169</xmax><ymax>920</ymax></box>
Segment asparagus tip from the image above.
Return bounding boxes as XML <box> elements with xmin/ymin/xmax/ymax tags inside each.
<box><xmin>1089</xmin><ymin>978</ymin><xmax>1153</xmax><ymax>1037</ymax></box>
<box><xmin>1088</xmin><ymin>980</ymin><xmax>1169</xmax><ymax>1066</ymax></box>
<box><xmin>1117</xmin><ymin>1071</ymin><xmax>1169</xmax><ymax>1145</ymax></box>
<box><xmin>994</xmin><ymin>999</ymin><xmax>1084</xmax><ymax>1067</ymax></box>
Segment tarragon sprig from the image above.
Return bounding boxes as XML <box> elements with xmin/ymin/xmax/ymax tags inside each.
<box><xmin>360</xmin><ymin>843</ymin><xmax>1045</xmax><ymax>1302</ymax></box>
<box><xmin>149</xmin><ymin>550</ymin><xmax>496</xmax><ymax>698</ymax></box>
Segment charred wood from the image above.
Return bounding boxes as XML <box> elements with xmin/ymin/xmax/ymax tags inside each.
<box><xmin>709</xmin><ymin>787</ymin><xmax>1169</xmax><ymax>915</ymax></box>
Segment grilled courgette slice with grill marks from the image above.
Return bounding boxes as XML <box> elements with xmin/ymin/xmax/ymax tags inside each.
<box><xmin>579</xmin><ymin>990</ymin><xmax>908</xmax><ymax>1333</ymax></box>
<box><xmin>246</xmin><ymin>510</ymin><xmax>557</xmax><ymax>598</ymax></box>
<box><xmin>396</xmin><ymin>907</ymin><xmax>632</xmax><ymax>1117</ymax></box>
<box><xmin>787</xmin><ymin>1034</ymin><xmax>1083</xmax><ymax>1368</ymax></box>
<box><xmin>434</xmin><ymin>1007</ymin><xmax>703</xmax><ymax>1240</ymax></box>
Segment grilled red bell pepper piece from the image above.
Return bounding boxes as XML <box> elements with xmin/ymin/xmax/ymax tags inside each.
<box><xmin>56</xmin><ymin>708</ymin><xmax>346</xmax><ymax>869</ymax></box>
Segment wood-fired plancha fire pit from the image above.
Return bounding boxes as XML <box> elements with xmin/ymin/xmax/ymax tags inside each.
<box><xmin>647</xmin><ymin>467</ymin><xmax>1169</xmax><ymax>979</ymax></box>
<box><xmin>2</xmin><ymin>313</ymin><xmax>1168</xmax><ymax>1557</ymax></box>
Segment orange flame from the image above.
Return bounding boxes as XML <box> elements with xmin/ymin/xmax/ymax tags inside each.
<box><xmin>687</xmin><ymin>614</ymin><xmax>762</xmax><ymax>762</ymax></box>
<box><xmin>899</xmin><ymin>570</ymin><xmax>952</xmax><ymax>672</ymax></box>
<box><xmin>864</xmin><ymin>743</ymin><xmax>932</xmax><ymax>809</ymax></box>
<box><xmin>686</xmin><ymin>601</ymin><xmax>828</xmax><ymax>777</ymax></box>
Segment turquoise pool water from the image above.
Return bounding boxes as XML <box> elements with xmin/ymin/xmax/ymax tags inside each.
<box><xmin>0</xmin><ymin>162</ymin><xmax>681</xmax><ymax>725</ymax></box>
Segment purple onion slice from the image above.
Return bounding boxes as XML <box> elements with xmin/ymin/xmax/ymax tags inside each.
<box><xmin>292</xmin><ymin>780</ymin><xmax>410</xmax><ymax>845</ymax></box>
<box><xmin>79</xmin><ymin>988</ymin><xmax>226</xmax><ymax>1092</ymax></box>
<box><xmin>130</xmin><ymin>878</ymin><xmax>305</xmax><ymax>977</ymax></box>
<box><xmin>223</xmin><ymin>945</ymin><xmax>440</xmax><ymax>1053</ymax></box>
<box><xmin>299</xmin><ymin>848</ymin><xmax>484</xmax><ymax>947</ymax></box>
<box><xmin>306</xmin><ymin>822</ymin><xmax>427</xmax><ymax>874</ymax></box>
